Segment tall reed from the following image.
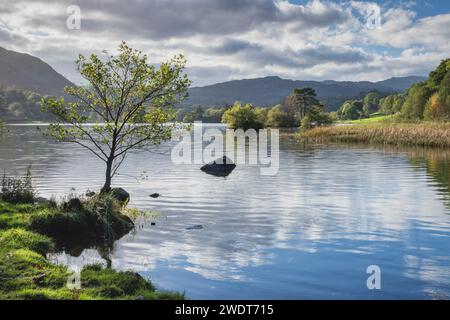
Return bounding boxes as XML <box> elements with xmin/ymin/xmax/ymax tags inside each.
<box><xmin>300</xmin><ymin>122</ymin><xmax>450</xmax><ymax>148</ymax></box>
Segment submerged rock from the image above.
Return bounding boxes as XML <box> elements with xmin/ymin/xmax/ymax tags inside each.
<box><xmin>186</xmin><ymin>225</ymin><xmax>203</xmax><ymax>230</ymax></box>
<box><xmin>200</xmin><ymin>156</ymin><xmax>236</xmax><ymax>177</ymax></box>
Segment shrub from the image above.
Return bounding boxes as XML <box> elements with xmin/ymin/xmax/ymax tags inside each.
<box><xmin>0</xmin><ymin>166</ymin><xmax>36</xmax><ymax>204</ymax></box>
<box><xmin>312</xmin><ymin>112</ymin><xmax>334</xmax><ymax>126</ymax></box>
<box><xmin>300</xmin><ymin>115</ymin><xmax>312</xmax><ymax>129</ymax></box>
<box><xmin>221</xmin><ymin>102</ymin><xmax>265</xmax><ymax>130</ymax></box>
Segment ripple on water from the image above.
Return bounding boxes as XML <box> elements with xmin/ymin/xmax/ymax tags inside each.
<box><xmin>1</xmin><ymin>126</ymin><xmax>450</xmax><ymax>299</ymax></box>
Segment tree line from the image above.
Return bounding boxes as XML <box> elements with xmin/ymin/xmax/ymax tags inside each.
<box><xmin>181</xmin><ymin>87</ymin><xmax>333</xmax><ymax>130</ymax></box>
<box><xmin>0</xmin><ymin>86</ymin><xmax>47</xmax><ymax>122</ymax></box>
<box><xmin>336</xmin><ymin>59</ymin><xmax>450</xmax><ymax>121</ymax></box>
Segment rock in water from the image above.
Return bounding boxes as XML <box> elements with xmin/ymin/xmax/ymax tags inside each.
<box><xmin>111</xmin><ymin>188</ymin><xmax>130</xmax><ymax>204</ymax></box>
<box><xmin>186</xmin><ymin>225</ymin><xmax>203</xmax><ymax>230</ymax></box>
<box><xmin>200</xmin><ymin>156</ymin><xmax>236</xmax><ymax>177</ymax></box>
<box><xmin>149</xmin><ymin>193</ymin><xmax>160</xmax><ymax>198</ymax></box>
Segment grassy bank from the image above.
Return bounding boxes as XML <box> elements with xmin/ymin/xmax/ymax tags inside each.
<box><xmin>0</xmin><ymin>199</ymin><xmax>183</xmax><ymax>300</ymax></box>
<box><xmin>300</xmin><ymin>122</ymin><xmax>450</xmax><ymax>148</ymax></box>
<box><xmin>340</xmin><ymin>113</ymin><xmax>397</xmax><ymax>124</ymax></box>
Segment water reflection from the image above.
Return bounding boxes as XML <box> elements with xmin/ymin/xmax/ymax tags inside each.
<box><xmin>1</xmin><ymin>125</ymin><xmax>450</xmax><ymax>299</ymax></box>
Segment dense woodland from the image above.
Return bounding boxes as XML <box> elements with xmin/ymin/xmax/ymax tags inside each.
<box><xmin>336</xmin><ymin>59</ymin><xmax>450</xmax><ymax>121</ymax></box>
<box><xmin>0</xmin><ymin>86</ymin><xmax>48</xmax><ymax>122</ymax></box>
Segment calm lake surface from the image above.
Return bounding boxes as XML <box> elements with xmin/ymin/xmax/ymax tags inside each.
<box><xmin>1</xmin><ymin>124</ymin><xmax>449</xmax><ymax>299</ymax></box>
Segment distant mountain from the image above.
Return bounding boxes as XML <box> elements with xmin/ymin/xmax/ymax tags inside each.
<box><xmin>0</xmin><ymin>46</ymin><xmax>73</xmax><ymax>96</ymax></box>
<box><xmin>185</xmin><ymin>76</ymin><xmax>427</xmax><ymax>111</ymax></box>
<box><xmin>0</xmin><ymin>46</ymin><xmax>427</xmax><ymax>120</ymax></box>
<box><xmin>376</xmin><ymin>76</ymin><xmax>427</xmax><ymax>92</ymax></box>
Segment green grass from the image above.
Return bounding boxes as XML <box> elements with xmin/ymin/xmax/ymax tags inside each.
<box><xmin>0</xmin><ymin>228</ymin><xmax>54</xmax><ymax>255</ymax></box>
<box><xmin>0</xmin><ymin>199</ymin><xmax>183</xmax><ymax>300</ymax></box>
<box><xmin>0</xmin><ymin>201</ymin><xmax>41</xmax><ymax>229</ymax></box>
<box><xmin>339</xmin><ymin>113</ymin><xmax>397</xmax><ymax>124</ymax></box>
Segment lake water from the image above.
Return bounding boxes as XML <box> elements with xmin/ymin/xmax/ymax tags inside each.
<box><xmin>1</xmin><ymin>124</ymin><xmax>449</xmax><ymax>299</ymax></box>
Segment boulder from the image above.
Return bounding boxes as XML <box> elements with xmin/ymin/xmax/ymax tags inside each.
<box><xmin>200</xmin><ymin>156</ymin><xmax>236</xmax><ymax>177</ymax></box>
<box><xmin>110</xmin><ymin>188</ymin><xmax>130</xmax><ymax>204</ymax></box>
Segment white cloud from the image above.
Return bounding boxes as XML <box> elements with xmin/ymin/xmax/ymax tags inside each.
<box><xmin>0</xmin><ymin>0</ymin><xmax>448</xmax><ymax>85</ymax></box>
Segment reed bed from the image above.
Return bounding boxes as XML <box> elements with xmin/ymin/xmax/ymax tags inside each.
<box><xmin>300</xmin><ymin>122</ymin><xmax>450</xmax><ymax>148</ymax></box>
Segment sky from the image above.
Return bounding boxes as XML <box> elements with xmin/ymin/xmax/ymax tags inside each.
<box><xmin>0</xmin><ymin>0</ymin><xmax>449</xmax><ymax>87</ymax></box>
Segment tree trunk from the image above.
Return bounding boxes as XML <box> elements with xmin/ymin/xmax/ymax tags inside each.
<box><xmin>101</xmin><ymin>157</ymin><xmax>113</xmax><ymax>193</ymax></box>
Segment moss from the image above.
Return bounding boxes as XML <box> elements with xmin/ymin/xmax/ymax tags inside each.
<box><xmin>81</xmin><ymin>265</ymin><xmax>154</xmax><ymax>295</ymax></box>
<box><xmin>0</xmin><ymin>201</ymin><xmax>49</xmax><ymax>230</ymax></box>
<box><xmin>29</xmin><ymin>195</ymin><xmax>134</xmax><ymax>248</ymax></box>
<box><xmin>0</xmin><ymin>249</ymin><xmax>69</xmax><ymax>293</ymax></box>
<box><xmin>12</xmin><ymin>288</ymin><xmax>74</xmax><ymax>300</ymax></box>
<box><xmin>80</xmin><ymin>265</ymin><xmax>184</xmax><ymax>300</ymax></box>
<box><xmin>0</xmin><ymin>228</ymin><xmax>54</xmax><ymax>255</ymax></box>
<box><xmin>97</xmin><ymin>285</ymin><xmax>125</xmax><ymax>298</ymax></box>
<box><xmin>30</xmin><ymin>210</ymin><xmax>90</xmax><ymax>240</ymax></box>
<box><xmin>0</xmin><ymin>200</ymin><xmax>184</xmax><ymax>300</ymax></box>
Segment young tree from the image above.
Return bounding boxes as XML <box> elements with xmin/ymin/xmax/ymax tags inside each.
<box><xmin>41</xmin><ymin>42</ymin><xmax>191</xmax><ymax>193</ymax></box>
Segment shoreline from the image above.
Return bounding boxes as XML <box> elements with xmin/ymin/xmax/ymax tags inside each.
<box><xmin>0</xmin><ymin>199</ymin><xmax>184</xmax><ymax>300</ymax></box>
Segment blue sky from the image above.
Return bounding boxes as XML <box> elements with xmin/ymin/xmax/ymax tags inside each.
<box><xmin>0</xmin><ymin>0</ymin><xmax>449</xmax><ymax>86</ymax></box>
<box><xmin>291</xmin><ymin>0</ymin><xmax>450</xmax><ymax>17</ymax></box>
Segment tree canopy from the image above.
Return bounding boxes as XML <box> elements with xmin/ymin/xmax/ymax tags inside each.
<box><xmin>41</xmin><ymin>42</ymin><xmax>191</xmax><ymax>192</ymax></box>
<box><xmin>221</xmin><ymin>102</ymin><xmax>264</xmax><ymax>130</ymax></box>
<box><xmin>400</xmin><ymin>59</ymin><xmax>450</xmax><ymax>120</ymax></box>
<box><xmin>363</xmin><ymin>92</ymin><xmax>381</xmax><ymax>115</ymax></box>
<box><xmin>284</xmin><ymin>87</ymin><xmax>321</xmax><ymax>120</ymax></box>
<box><xmin>337</xmin><ymin>100</ymin><xmax>364</xmax><ymax>120</ymax></box>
